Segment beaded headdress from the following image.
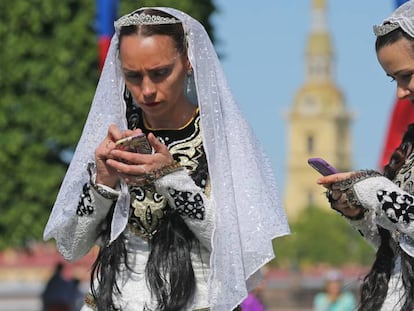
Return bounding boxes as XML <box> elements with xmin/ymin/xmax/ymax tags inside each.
<box><xmin>373</xmin><ymin>0</ymin><xmax>414</xmax><ymax>37</ymax></box>
<box><xmin>114</xmin><ymin>10</ymin><xmax>181</xmax><ymax>34</ymax></box>
<box><xmin>373</xmin><ymin>22</ymin><xmax>400</xmax><ymax>37</ymax></box>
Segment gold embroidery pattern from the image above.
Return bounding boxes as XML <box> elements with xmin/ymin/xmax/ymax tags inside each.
<box><xmin>128</xmin><ymin>115</ymin><xmax>208</xmax><ymax>239</ymax></box>
<box><xmin>129</xmin><ymin>187</ymin><xmax>167</xmax><ymax>239</ymax></box>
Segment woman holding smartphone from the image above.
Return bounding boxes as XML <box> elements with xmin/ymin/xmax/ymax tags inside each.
<box><xmin>317</xmin><ymin>1</ymin><xmax>414</xmax><ymax>310</ymax></box>
<box><xmin>43</xmin><ymin>7</ymin><xmax>289</xmax><ymax>311</ymax></box>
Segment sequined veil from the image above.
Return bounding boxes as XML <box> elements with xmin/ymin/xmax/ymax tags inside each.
<box><xmin>43</xmin><ymin>7</ymin><xmax>290</xmax><ymax>310</ymax></box>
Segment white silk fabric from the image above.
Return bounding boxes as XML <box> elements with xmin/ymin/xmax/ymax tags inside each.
<box><xmin>44</xmin><ymin>7</ymin><xmax>290</xmax><ymax>310</ymax></box>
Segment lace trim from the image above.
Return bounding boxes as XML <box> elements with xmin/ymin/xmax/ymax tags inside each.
<box><xmin>330</xmin><ymin>170</ymin><xmax>382</xmax><ymax>220</ymax></box>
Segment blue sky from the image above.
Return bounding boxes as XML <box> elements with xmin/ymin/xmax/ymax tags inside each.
<box><xmin>212</xmin><ymin>0</ymin><xmax>396</xmax><ymax>191</ymax></box>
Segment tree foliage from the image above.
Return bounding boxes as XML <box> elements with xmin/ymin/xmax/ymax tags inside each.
<box><xmin>0</xmin><ymin>0</ymin><xmax>217</xmax><ymax>250</ymax></box>
<box><xmin>272</xmin><ymin>207</ymin><xmax>376</xmax><ymax>268</ymax></box>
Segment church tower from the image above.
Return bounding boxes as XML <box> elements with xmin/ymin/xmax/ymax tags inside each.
<box><xmin>284</xmin><ymin>0</ymin><xmax>353</xmax><ymax>219</ymax></box>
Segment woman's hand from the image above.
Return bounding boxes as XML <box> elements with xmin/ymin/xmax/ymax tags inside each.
<box><xmin>95</xmin><ymin>125</ymin><xmax>143</xmax><ymax>188</ymax></box>
<box><xmin>107</xmin><ymin>132</ymin><xmax>174</xmax><ymax>187</ymax></box>
<box><xmin>317</xmin><ymin>172</ymin><xmax>365</xmax><ymax>219</ymax></box>
<box><xmin>317</xmin><ymin>172</ymin><xmax>354</xmax><ymax>186</ymax></box>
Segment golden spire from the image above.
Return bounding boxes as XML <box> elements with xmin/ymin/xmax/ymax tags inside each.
<box><xmin>313</xmin><ymin>0</ymin><xmax>326</xmax><ymax>9</ymax></box>
<box><xmin>306</xmin><ymin>0</ymin><xmax>333</xmax><ymax>79</ymax></box>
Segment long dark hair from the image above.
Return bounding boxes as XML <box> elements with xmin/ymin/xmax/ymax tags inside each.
<box><xmin>358</xmin><ymin>123</ymin><xmax>414</xmax><ymax>310</ymax></box>
<box><xmin>90</xmin><ymin>9</ymin><xmax>198</xmax><ymax>311</ymax></box>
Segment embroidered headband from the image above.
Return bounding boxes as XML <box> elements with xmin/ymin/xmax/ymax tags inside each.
<box><xmin>114</xmin><ymin>11</ymin><xmax>181</xmax><ymax>34</ymax></box>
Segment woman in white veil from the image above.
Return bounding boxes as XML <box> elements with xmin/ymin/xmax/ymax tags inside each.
<box><xmin>44</xmin><ymin>7</ymin><xmax>289</xmax><ymax>311</ymax></box>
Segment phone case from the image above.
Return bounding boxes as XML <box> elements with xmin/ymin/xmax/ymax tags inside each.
<box><xmin>115</xmin><ymin>134</ymin><xmax>152</xmax><ymax>154</ymax></box>
<box><xmin>307</xmin><ymin>157</ymin><xmax>338</xmax><ymax>176</ymax></box>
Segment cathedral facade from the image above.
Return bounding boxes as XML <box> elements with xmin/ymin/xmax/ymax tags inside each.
<box><xmin>284</xmin><ymin>0</ymin><xmax>353</xmax><ymax>219</ymax></box>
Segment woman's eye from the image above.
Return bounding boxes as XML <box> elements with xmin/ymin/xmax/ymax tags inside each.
<box><xmin>397</xmin><ymin>73</ymin><xmax>413</xmax><ymax>83</ymax></box>
<box><xmin>124</xmin><ymin>72</ymin><xmax>142</xmax><ymax>82</ymax></box>
<box><xmin>152</xmin><ymin>68</ymin><xmax>171</xmax><ymax>79</ymax></box>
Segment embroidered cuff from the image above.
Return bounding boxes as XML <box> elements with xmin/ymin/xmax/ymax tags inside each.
<box><xmin>87</xmin><ymin>162</ymin><xmax>120</xmax><ymax>201</ymax></box>
<box><xmin>331</xmin><ymin>170</ymin><xmax>383</xmax><ymax>220</ymax></box>
<box><xmin>144</xmin><ymin>161</ymin><xmax>183</xmax><ymax>185</ymax></box>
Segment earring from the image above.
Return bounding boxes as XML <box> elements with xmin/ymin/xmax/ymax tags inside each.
<box><xmin>186</xmin><ymin>68</ymin><xmax>193</xmax><ymax>94</ymax></box>
<box><xmin>185</xmin><ymin>68</ymin><xmax>197</xmax><ymax>104</ymax></box>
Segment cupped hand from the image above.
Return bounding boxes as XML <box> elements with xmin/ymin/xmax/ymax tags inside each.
<box><xmin>95</xmin><ymin>125</ymin><xmax>143</xmax><ymax>188</ymax></box>
<box><xmin>107</xmin><ymin>132</ymin><xmax>174</xmax><ymax>187</ymax></box>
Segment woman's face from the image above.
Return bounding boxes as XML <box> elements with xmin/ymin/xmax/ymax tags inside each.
<box><xmin>377</xmin><ymin>37</ymin><xmax>414</xmax><ymax>103</ymax></box>
<box><xmin>119</xmin><ymin>34</ymin><xmax>189</xmax><ymax>121</ymax></box>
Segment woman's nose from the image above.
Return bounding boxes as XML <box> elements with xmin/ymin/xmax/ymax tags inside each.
<box><xmin>396</xmin><ymin>85</ymin><xmax>411</xmax><ymax>99</ymax></box>
<box><xmin>142</xmin><ymin>77</ymin><xmax>156</xmax><ymax>97</ymax></box>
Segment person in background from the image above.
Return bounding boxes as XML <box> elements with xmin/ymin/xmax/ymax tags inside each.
<box><xmin>316</xmin><ymin>1</ymin><xmax>414</xmax><ymax>309</ymax></box>
<box><xmin>69</xmin><ymin>278</ymin><xmax>85</xmax><ymax>311</ymax></box>
<box><xmin>43</xmin><ymin>6</ymin><xmax>289</xmax><ymax>311</ymax></box>
<box><xmin>313</xmin><ymin>270</ymin><xmax>356</xmax><ymax>311</ymax></box>
<box><xmin>41</xmin><ymin>262</ymin><xmax>71</xmax><ymax>311</ymax></box>
<box><xmin>241</xmin><ymin>284</ymin><xmax>266</xmax><ymax>311</ymax></box>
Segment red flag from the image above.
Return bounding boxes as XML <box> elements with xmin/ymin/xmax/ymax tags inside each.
<box><xmin>379</xmin><ymin>99</ymin><xmax>414</xmax><ymax>168</ymax></box>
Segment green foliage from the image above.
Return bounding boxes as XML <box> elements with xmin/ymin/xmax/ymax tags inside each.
<box><xmin>273</xmin><ymin>207</ymin><xmax>376</xmax><ymax>268</ymax></box>
<box><xmin>0</xmin><ymin>0</ymin><xmax>216</xmax><ymax>250</ymax></box>
<box><xmin>0</xmin><ymin>0</ymin><xmax>97</xmax><ymax>250</ymax></box>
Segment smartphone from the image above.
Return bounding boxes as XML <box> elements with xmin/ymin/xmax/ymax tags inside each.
<box><xmin>307</xmin><ymin>157</ymin><xmax>339</xmax><ymax>176</ymax></box>
<box><xmin>115</xmin><ymin>133</ymin><xmax>152</xmax><ymax>154</ymax></box>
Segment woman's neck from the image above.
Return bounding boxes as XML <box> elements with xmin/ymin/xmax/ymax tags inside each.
<box><xmin>143</xmin><ymin>101</ymin><xmax>197</xmax><ymax>130</ymax></box>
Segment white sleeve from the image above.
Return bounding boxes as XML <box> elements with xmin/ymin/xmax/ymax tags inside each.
<box><xmin>55</xmin><ymin>184</ymin><xmax>115</xmax><ymax>261</ymax></box>
<box><xmin>154</xmin><ymin>169</ymin><xmax>214</xmax><ymax>251</ymax></box>
<box><xmin>346</xmin><ymin>210</ymin><xmax>380</xmax><ymax>249</ymax></box>
<box><xmin>354</xmin><ymin>176</ymin><xmax>414</xmax><ymax>242</ymax></box>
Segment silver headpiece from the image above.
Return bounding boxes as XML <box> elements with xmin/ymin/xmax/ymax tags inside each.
<box><xmin>373</xmin><ymin>0</ymin><xmax>414</xmax><ymax>38</ymax></box>
<box><xmin>373</xmin><ymin>22</ymin><xmax>400</xmax><ymax>37</ymax></box>
<box><xmin>114</xmin><ymin>11</ymin><xmax>181</xmax><ymax>34</ymax></box>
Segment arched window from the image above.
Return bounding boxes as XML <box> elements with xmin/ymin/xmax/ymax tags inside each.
<box><xmin>307</xmin><ymin>135</ymin><xmax>314</xmax><ymax>153</ymax></box>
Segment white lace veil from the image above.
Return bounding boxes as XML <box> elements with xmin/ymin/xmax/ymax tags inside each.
<box><xmin>43</xmin><ymin>7</ymin><xmax>290</xmax><ymax>310</ymax></box>
<box><xmin>374</xmin><ymin>0</ymin><xmax>414</xmax><ymax>37</ymax></box>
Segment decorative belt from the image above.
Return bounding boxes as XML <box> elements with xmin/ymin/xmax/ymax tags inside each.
<box><xmin>195</xmin><ymin>306</ymin><xmax>242</xmax><ymax>311</ymax></box>
<box><xmin>85</xmin><ymin>294</ymin><xmax>242</xmax><ymax>311</ymax></box>
<box><xmin>84</xmin><ymin>293</ymin><xmax>96</xmax><ymax>310</ymax></box>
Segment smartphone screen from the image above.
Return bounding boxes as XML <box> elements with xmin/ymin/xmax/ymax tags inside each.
<box><xmin>115</xmin><ymin>134</ymin><xmax>152</xmax><ymax>154</ymax></box>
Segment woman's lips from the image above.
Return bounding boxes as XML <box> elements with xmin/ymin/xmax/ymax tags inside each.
<box><xmin>142</xmin><ymin>101</ymin><xmax>160</xmax><ymax>107</ymax></box>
